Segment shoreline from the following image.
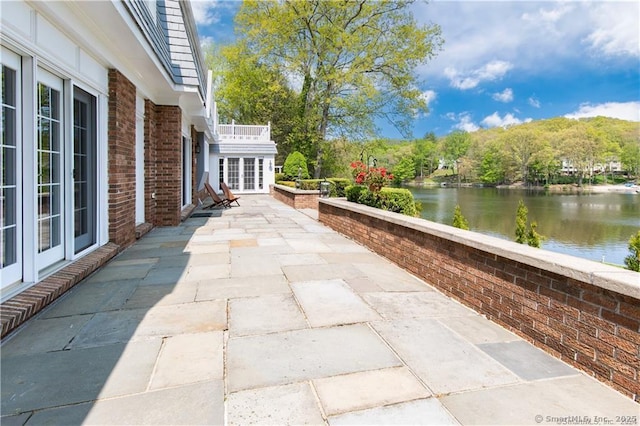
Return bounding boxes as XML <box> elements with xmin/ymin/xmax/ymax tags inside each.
<box><xmin>408</xmin><ymin>180</ymin><xmax>639</xmax><ymax>194</ymax></box>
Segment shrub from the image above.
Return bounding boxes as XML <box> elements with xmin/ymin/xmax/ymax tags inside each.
<box><xmin>377</xmin><ymin>188</ymin><xmax>418</xmax><ymax>216</ymax></box>
<box><xmin>275</xmin><ymin>172</ymin><xmax>285</xmax><ymax>182</ymax></box>
<box><xmin>624</xmin><ymin>230</ymin><xmax>640</xmax><ymax>271</ymax></box>
<box><xmin>277</xmin><ymin>181</ymin><xmax>296</xmax><ymax>188</ymax></box>
<box><xmin>346</xmin><ymin>185</ymin><xmax>417</xmax><ymax>216</ymax></box>
<box><xmin>283</xmin><ymin>151</ymin><xmax>310</xmax><ymax>180</ymax></box>
<box><xmin>328</xmin><ymin>178</ymin><xmax>351</xmax><ymax>197</ymax></box>
<box><xmin>345</xmin><ymin>185</ymin><xmax>365</xmax><ymax>202</ymax></box>
<box><xmin>452</xmin><ymin>205</ymin><xmax>469</xmax><ymax>230</ymax></box>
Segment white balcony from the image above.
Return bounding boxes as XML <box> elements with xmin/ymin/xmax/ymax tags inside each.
<box><xmin>217</xmin><ymin>120</ymin><xmax>271</xmax><ymax>142</ymax></box>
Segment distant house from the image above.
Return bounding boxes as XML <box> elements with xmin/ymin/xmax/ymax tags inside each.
<box><xmin>0</xmin><ymin>0</ymin><xmax>275</xmax><ymax>301</ymax></box>
<box><xmin>210</xmin><ymin>119</ymin><xmax>277</xmax><ymax>194</ymax></box>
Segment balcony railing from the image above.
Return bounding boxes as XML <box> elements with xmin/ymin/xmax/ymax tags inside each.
<box><xmin>217</xmin><ymin>120</ymin><xmax>271</xmax><ymax>142</ymax></box>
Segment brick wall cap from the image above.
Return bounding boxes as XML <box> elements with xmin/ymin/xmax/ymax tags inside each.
<box><xmin>319</xmin><ymin>198</ymin><xmax>640</xmax><ymax>299</ymax></box>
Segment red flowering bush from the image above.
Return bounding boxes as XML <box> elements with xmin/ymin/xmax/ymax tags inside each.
<box><xmin>350</xmin><ymin>161</ymin><xmax>393</xmax><ymax>192</ymax></box>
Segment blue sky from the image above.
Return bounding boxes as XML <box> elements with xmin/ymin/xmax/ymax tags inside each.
<box><xmin>192</xmin><ymin>0</ymin><xmax>640</xmax><ymax>138</ymax></box>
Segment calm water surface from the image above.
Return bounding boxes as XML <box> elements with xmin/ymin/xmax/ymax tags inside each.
<box><xmin>407</xmin><ymin>187</ymin><xmax>640</xmax><ymax>266</ymax></box>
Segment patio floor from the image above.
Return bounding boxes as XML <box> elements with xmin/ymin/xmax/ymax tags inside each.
<box><xmin>1</xmin><ymin>195</ymin><xmax>637</xmax><ymax>425</ymax></box>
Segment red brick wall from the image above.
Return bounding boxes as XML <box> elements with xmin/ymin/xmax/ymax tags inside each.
<box><xmin>107</xmin><ymin>69</ymin><xmax>136</xmax><ymax>247</ymax></box>
<box><xmin>154</xmin><ymin>105</ymin><xmax>182</xmax><ymax>226</ymax></box>
<box><xmin>319</xmin><ymin>200</ymin><xmax>640</xmax><ymax>401</ymax></box>
<box><xmin>272</xmin><ymin>185</ymin><xmax>319</xmax><ymax>209</ymax></box>
<box><xmin>144</xmin><ymin>100</ymin><xmax>158</xmax><ymax>224</ymax></box>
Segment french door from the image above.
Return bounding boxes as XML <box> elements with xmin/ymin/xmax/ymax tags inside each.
<box><xmin>1</xmin><ymin>50</ymin><xmax>22</xmax><ymax>286</ymax></box>
<box><xmin>36</xmin><ymin>70</ymin><xmax>65</xmax><ymax>269</ymax></box>
<box><xmin>222</xmin><ymin>157</ymin><xmax>262</xmax><ymax>192</ymax></box>
<box><xmin>73</xmin><ymin>88</ymin><xmax>97</xmax><ymax>253</ymax></box>
<box><xmin>1</xmin><ymin>46</ymin><xmax>99</xmax><ymax>293</ymax></box>
<box><xmin>243</xmin><ymin>157</ymin><xmax>255</xmax><ymax>191</ymax></box>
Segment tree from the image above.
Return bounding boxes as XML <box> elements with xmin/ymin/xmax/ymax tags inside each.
<box><xmin>234</xmin><ymin>0</ymin><xmax>443</xmax><ymax>177</ymax></box>
<box><xmin>515</xmin><ymin>200</ymin><xmax>528</xmax><ymax>244</ymax></box>
<box><xmin>624</xmin><ymin>230</ymin><xmax>640</xmax><ymax>272</ymax></box>
<box><xmin>503</xmin><ymin>127</ymin><xmax>541</xmax><ymax>185</ymax></box>
<box><xmin>515</xmin><ymin>200</ymin><xmax>543</xmax><ymax>247</ymax></box>
<box><xmin>620</xmin><ymin>138</ymin><xmax>640</xmax><ymax>178</ymax></box>
<box><xmin>442</xmin><ymin>130</ymin><xmax>471</xmax><ymax>186</ymax></box>
<box><xmin>452</xmin><ymin>205</ymin><xmax>469</xmax><ymax>230</ymax></box>
<box><xmin>413</xmin><ymin>132</ymin><xmax>438</xmax><ymax>177</ymax></box>
<box><xmin>391</xmin><ymin>156</ymin><xmax>416</xmax><ymax>184</ymax></box>
<box><xmin>205</xmin><ymin>42</ymin><xmax>298</xmax><ymax>165</ymax></box>
<box><xmin>283</xmin><ymin>151</ymin><xmax>310</xmax><ymax>179</ymax></box>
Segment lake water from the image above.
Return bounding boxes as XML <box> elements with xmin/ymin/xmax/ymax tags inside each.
<box><xmin>407</xmin><ymin>187</ymin><xmax>640</xmax><ymax>266</ymax></box>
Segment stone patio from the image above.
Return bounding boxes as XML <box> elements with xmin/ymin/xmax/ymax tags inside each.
<box><xmin>1</xmin><ymin>195</ymin><xmax>637</xmax><ymax>425</ymax></box>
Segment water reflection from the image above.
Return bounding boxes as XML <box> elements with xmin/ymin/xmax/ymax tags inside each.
<box><xmin>409</xmin><ymin>187</ymin><xmax>640</xmax><ymax>266</ymax></box>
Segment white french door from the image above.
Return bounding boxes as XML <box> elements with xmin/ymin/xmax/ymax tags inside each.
<box><xmin>1</xmin><ymin>46</ymin><xmax>101</xmax><ymax>295</ymax></box>
<box><xmin>36</xmin><ymin>70</ymin><xmax>65</xmax><ymax>270</ymax></box>
<box><xmin>221</xmin><ymin>157</ymin><xmax>263</xmax><ymax>193</ymax></box>
<box><xmin>1</xmin><ymin>48</ymin><xmax>22</xmax><ymax>287</ymax></box>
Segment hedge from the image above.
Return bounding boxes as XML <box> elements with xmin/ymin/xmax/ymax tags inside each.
<box><xmin>345</xmin><ymin>185</ymin><xmax>418</xmax><ymax>217</ymax></box>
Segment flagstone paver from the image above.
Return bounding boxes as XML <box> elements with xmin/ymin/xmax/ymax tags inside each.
<box><xmin>313</xmin><ymin>367</ymin><xmax>431</xmax><ymax>416</ymax></box>
<box><xmin>1</xmin><ymin>194</ymin><xmax>637</xmax><ymax>426</ymax></box>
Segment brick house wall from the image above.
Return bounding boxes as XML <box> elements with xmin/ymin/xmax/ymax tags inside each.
<box><xmin>318</xmin><ymin>198</ymin><xmax>640</xmax><ymax>401</ymax></box>
<box><xmin>107</xmin><ymin>69</ymin><xmax>137</xmax><ymax>247</ymax></box>
<box><xmin>154</xmin><ymin>105</ymin><xmax>182</xmax><ymax>226</ymax></box>
<box><xmin>144</xmin><ymin>100</ymin><xmax>158</xmax><ymax>225</ymax></box>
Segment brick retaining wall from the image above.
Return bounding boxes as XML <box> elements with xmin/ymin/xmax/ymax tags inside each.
<box><xmin>271</xmin><ymin>184</ymin><xmax>319</xmax><ymax>210</ymax></box>
<box><xmin>318</xmin><ymin>198</ymin><xmax>640</xmax><ymax>401</ymax></box>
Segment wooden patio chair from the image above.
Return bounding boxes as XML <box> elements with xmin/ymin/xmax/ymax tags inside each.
<box><xmin>220</xmin><ymin>182</ymin><xmax>241</xmax><ymax>206</ymax></box>
<box><xmin>204</xmin><ymin>182</ymin><xmax>231</xmax><ymax>209</ymax></box>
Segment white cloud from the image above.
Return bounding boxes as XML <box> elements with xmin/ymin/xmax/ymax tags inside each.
<box><xmin>191</xmin><ymin>0</ymin><xmax>222</xmax><ymax>26</ymax></box>
<box><xmin>447</xmin><ymin>112</ymin><xmax>479</xmax><ymax>132</ymax></box>
<box><xmin>493</xmin><ymin>88</ymin><xmax>513</xmax><ymax>103</ymax></box>
<box><xmin>584</xmin><ymin>3</ymin><xmax>640</xmax><ymax>58</ymax></box>
<box><xmin>413</xmin><ymin>1</ymin><xmax>639</xmax><ymax>80</ymax></box>
<box><xmin>528</xmin><ymin>97</ymin><xmax>541</xmax><ymax>108</ymax></box>
<box><xmin>481</xmin><ymin>112</ymin><xmax>531</xmax><ymax>129</ymax></box>
<box><xmin>445</xmin><ymin>60</ymin><xmax>513</xmax><ymax>90</ymax></box>
<box><xmin>565</xmin><ymin>102</ymin><xmax>640</xmax><ymax>122</ymax></box>
<box><xmin>420</xmin><ymin>90</ymin><xmax>437</xmax><ymax>106</ymax></box>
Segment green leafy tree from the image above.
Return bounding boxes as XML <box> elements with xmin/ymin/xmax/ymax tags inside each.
<box><xmin>413</xmin><ymin>132</ymin><xmax>438</xmax><ymax>177</ymax></box>
<box><xmin>234</xmin><ymin>0</ymin><xmax>443</xmax><ymax>177</ymax></box>
<box><xmin>205</xmin><ymin>42</ymin><xmax>298</xmax><ymax>165</ymax></box>
<box><xmin>452</xmin><ymin>205</ymin><xmax>469</xmax><ymax>230</ymax></box>
<box><xmin>620</xmin><ymin>138</ymin><xmax>640</xmax><ymax>179</ymax></box>
<box><xmin>391</xmin><ymin>156</ymin><xmax>416</xmax><ymax>184</ymax></box>
<box><xmin>283</xmin><ymin>151</ymin><xmax>310</xmax><ymax>180</ymax></box>
<box><xmin>503</xmin><ymin>126</ymin><xmax>541</xmax><ymax>185</ymax></box>
<box><xmin>624</xmin><ymin>230</ymin><xmax>640</xmax><ymax>272</ymax></box>
<box><xmin>442</xmin><ymin>130</ymin><xmax>471</xmax><ymax>186</ymax></box>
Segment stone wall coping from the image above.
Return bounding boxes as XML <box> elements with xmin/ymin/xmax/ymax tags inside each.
<box><xmin>273</xmin><ymin>184</ymin><xmax>319</xmax><ymax>195</ymax></box>
<box><xmin>319</xmin><ymin>198</ymin><xmax>640</xmax><ymax>300</ymax></box>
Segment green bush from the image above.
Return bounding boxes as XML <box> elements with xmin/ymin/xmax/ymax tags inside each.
<box><xmin>277</xmin><ymin>181</ymin><xmax>296</xmax><ymax>188</ymax></box>
<box><xmin>345</xmin><ymin>185</ymin><xmax>365</xmax><ymax>202</ymax></box>
<box><xmin>275</xmin><ymin>172</ymin><xmax>285</xmax><ymax>182</ymax></box>
<box><xmin>283</xmin><ymin>151</ymin><xmax>310</xmax><ymax>180</ymax></box>
<box><xmin>345</xmin><ymin>185</ymin><xmax>417</xmax><ymax>216</ymax></box>
<box><xmin>624</xmin><ymin>230</ymin><xmax>640</xmax><ymax>271</ymax></box>
<box><xmin>327</xmin><ymin>178</ymin><xmax>351</xmax><ymax>197</ymax></box>
<box><xmin>377</xmin><ymin>188</ymin><xmax>418</xmax><ymax>216</ymax></box>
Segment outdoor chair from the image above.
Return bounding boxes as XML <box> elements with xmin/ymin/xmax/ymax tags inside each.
<box><xmin>204</xmin><ymin>182</ymin><xmax>231</xmax><ymax>209</ymax></box>
<box><xmin>220</xmin><ymin>182</ymin><xmax>241</xmax><ymax>206</ymax></box>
